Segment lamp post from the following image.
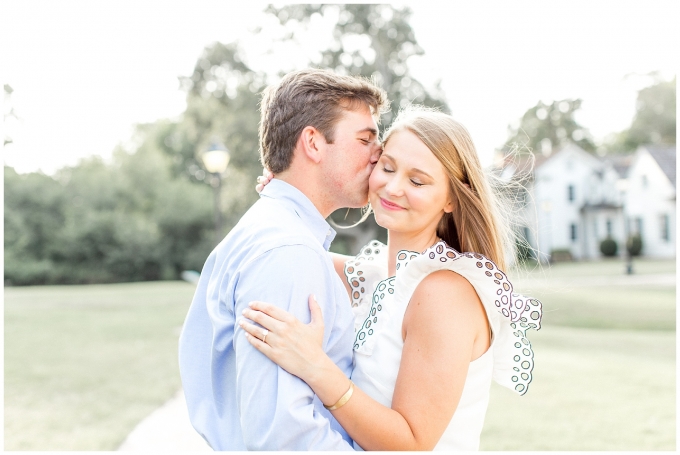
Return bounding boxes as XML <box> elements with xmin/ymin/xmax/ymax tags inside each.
<box><xmin>616</xmin><ymin>179</ymin><xmax>633</xmax><ymax>274</ymax></box>
<box><xmin>200</xmin><ymin>138</ymin><xmax>231</xmax><ymax>245</ymax></box>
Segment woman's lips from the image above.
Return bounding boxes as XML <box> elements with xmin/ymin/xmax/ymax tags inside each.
<box><xmin>380</xmin><ymin>197</ymin><xmax>405</xmax><ymax>211</ymax></box>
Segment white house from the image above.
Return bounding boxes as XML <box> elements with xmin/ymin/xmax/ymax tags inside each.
<box><xmin>508</xmin><ymin>143</ymin><xmax>675</xmax><ymax>261</ymax></box>
<box><xmin>621</xmin><ymin>146</ymin><xmax>676</xmax><ymax>258</ymax></box>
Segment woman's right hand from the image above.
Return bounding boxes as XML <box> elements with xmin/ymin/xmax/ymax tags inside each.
<box><xmin>239</xmin><ymin>295</ymin><xmax>327</xmax><ymax>384</ymax></box>
<box><xmin>255</xmin><ymin>168</ymin><xmax>274</xmax><ymax>193</ymax></box>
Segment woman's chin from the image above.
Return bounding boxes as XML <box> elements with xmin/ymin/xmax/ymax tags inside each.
<box><xmin>372</xmin><ymin>209</ymin><xmax>401</xmax><ymax>231</ymax></box>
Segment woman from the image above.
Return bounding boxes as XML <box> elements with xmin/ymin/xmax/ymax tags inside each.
<box><xmin>241</xmin><ymin>106</ymin><xmax>542</xmax><ymax>450</ymax></box>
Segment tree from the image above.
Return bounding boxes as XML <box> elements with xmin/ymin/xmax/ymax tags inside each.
<box><xmin>155</xmin><ymin>42</ymin><xmax>267</xmax><ymax>236</ymax></box>
<box><xmin>265</xmin><ymin>4</ymin><xmax>449</xmax><ymax>128</ymax></box>
<box><xmin>504</xmin><ymin>99</ymin><xmax>596</xmax><ymax>155</ymax></box>
<box><xmin>606</xmin><ymin>75</ymin><xmax>676</xmax><ymax>153</ymax></box>
<box><xmin>170</xmin><ymin>42</ymin><xmax>266</xmax><ymax>179</ymax></box>
<box><xmin>4</xmin><ymin>124</ymin><xmax>217</xmax><ymax>285</ymax></box>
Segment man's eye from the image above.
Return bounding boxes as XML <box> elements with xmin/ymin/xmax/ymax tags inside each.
<box><xmin>360</xmin><ymin>138</ymin><xmax>370</xmax><ymax>144</ymax></box>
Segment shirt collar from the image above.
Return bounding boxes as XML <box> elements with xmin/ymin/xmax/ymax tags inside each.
<box><xmin>260</xmin><ymin>179</ymin><xmax>336</xmax><ymax>251</ymax></box>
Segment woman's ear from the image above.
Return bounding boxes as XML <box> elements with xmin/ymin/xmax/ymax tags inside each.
<box><xmin>444</xmin><ymin>190</ymin><xmax>456</xmax><ymax>214</ymax></box>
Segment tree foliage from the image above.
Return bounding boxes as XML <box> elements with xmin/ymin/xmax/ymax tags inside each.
<box><xmin>608</xmin><ymin>76</ymin><xmax>676</xmax><ymax>152</ymax></box>
<box><xmin>4</xmin><ymin>125</ymin><xmax>215</xmax><ymax>286</ymax></box>
<box><xmin>266</xmin><ymin>4</ymin><xmax>449</xmax><ymax>128</ymax></box>
<box><xmin>504</xmin><ymin>99</ymin><xmax>596</xmax><ymax>155</ymax></box>
<box><xmin>150</xmin><ymin>41</ymin><xmax>268</xmax><ymax>236</ymax></box>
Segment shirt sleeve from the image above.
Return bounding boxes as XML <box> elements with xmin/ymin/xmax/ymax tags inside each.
<box><xmin>232</xmin><ymin>244</ymin><xmax>354</xmax><ymax>451</ymax></box>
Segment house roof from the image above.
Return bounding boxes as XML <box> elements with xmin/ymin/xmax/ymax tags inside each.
<box><xmin>645</xmin><ymin>145</ymin><xmax>676</xmax><ymax>187</ymax></box>
<box><xmin>602</xmin><ymin>154</ymin><xmax>634</xmax><ymax>178</ymax></box>
<box><xmin>492</xmin><ymin>143</ymin><xmax>597</xmax><ymax>179</ymax></box>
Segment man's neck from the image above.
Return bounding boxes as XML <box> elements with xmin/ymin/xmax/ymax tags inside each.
<box><xmin>275</xmin><ymin>171</ymin><xmax>336</xmax><ymax>219</ymax></box>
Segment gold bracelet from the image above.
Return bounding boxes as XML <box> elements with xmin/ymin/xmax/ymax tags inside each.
<box><xmin>323</xmin><ymin>381</ymin><xmax>354</xmax><ymax>411</ymax></box>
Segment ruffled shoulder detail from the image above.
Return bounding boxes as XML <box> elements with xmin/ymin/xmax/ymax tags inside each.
<box><xmin>344</xmin><ymin>241</ymin><xmax>389</xmax><ymax>334</ymax></box>
<box><xmin>344</xmin><ymin>240</ymin><xmax>388</xmax><ymax>309</ymax></box>
<box><xmin>393</xmin><ymin>241</ymin><xmax>542</xmax><ymax>396</ymax></box>
<box><xmin>352</xmin><ymin>247</ymin><xmax>419</xmax><ymax>354</ymax></box>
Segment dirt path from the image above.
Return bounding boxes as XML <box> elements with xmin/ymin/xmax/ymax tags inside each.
<box><xmin>117</xmin><ymin>390</ymin><xmax>211</xmax><ymax>451</ymax></box>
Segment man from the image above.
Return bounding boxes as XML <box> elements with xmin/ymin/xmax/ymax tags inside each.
<box><xmin>178</xmin><ymin>68</ymin><xmax>388</xmax><ymax>450</ymax></box>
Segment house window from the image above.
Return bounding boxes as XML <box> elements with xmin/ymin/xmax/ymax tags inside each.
<box><xmin>606</xmin><ymin>219</ymin><xmax>612</xmax><ymax>236</ymax></box>
<box><xmin>570</xmin><ymin>223</ymin><xmax>577</xmax><ymax>241</ymax></box>
<box><xmin>660</xmin><ymin>214</ymin><xmax>670</xmax><ymax>241</ymax></box>
<box><xmin>634</xmin><ymin>217</ymin><xmax>644</xmax><ymax>237</ymax></box>
<box><xmin>568</xmin><ymin>185</ymin><xmax>575</xmax><ymax>202</ymax></box>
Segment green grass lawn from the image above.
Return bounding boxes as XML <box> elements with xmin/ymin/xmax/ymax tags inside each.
<box><xmin>4</xmin><ymin>259</ymin><xmax>677</xmax><ymax>450</ymax></box>
<box><xmin>510</xmin><ymin>258</ymin><xmax>676</xmax><ymax>331</ymax></box>
<box><xmin>4</xmin><ymin>282</ymin><xmax>196</xmax><ymax>451</ymax></box>
<box><xmin>480</xmin><ymin>258</ymin><xmax>676</xmax><ymax>450</ymax></box>
<box><xmin>481</xmin><ymin>326</ymin><xmax>676</xmax><ymax>450</ymax></box>
<box><xmin>514</xmin><ymin>257</ymin><xmax>676</xmax><ymax>279</ymax></box>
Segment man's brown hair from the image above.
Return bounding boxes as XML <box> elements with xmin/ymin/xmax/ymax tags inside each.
<box><xmin>259</xmin><ymin>68</ymin><xmax>389</xmax><ymax>174</ymax></box>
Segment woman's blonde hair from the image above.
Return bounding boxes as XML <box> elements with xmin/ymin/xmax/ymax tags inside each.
<box><xmin>382</xmin><ymin>105</ymin><xmax>514</xmax><ymax>270</ymax></box>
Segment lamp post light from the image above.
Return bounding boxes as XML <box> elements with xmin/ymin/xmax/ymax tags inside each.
<box><xmin>200</xmin><ymin>138</ymin><xmax>231</xmax><ymax>245</ymax></box>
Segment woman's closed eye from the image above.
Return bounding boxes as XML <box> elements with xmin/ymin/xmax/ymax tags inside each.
<box><xmin>410</xmin><ymin>179</ymin><xmax>424</xmax><ymax>187</ymax></box>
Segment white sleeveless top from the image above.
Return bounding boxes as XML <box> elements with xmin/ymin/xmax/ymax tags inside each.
<box><xmin>345</xmin><ymin>240</ymin><xmax>542</xmax><ymax>451</ymax></box>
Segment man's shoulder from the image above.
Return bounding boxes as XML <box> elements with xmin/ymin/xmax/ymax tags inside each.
<box><xmin>220</xmin><ymin>197</ymin><xmax>325</xmax><ymax>263</ymax></box>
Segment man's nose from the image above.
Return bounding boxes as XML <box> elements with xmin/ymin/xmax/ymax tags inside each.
<box><xmin>370</xmin><ymin>142</ymin><xmax>382</xmax><ymax>164</ymax></box>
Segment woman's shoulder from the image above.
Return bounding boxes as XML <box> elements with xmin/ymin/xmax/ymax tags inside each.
<box><xmin>397</xmin><ymin>240</ymin><xmax>543</xmax><ymax>396</ymax></box>
<box><xmin>407</xmin><ymin>268</ymin><xmax>481</xmax><ymax>322</ymax></box>
<box><xmin>394</xmin><ymin>240</ymin><xmax>540</xmax><ymax>325</ymax></box>
<box><xmin>412</xmin><ymin>268</ymin><xmax>473</xmax><ymax>295</ymax></box>
<box><xmin>395</xmin><ymin>240</ymin><xmax>499</xmax><ymax>293</ymax></box>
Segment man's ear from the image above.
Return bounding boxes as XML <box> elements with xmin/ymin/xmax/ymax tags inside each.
<box><xmin>297</xmin><ymin>126</ymin><xmax>325</xmax><ymax>164</ymax></box>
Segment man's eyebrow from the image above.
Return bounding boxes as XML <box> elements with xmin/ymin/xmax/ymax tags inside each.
<box><xmin>381</xmin><ymin>153</ymin><xmax>434</xmax><ymax>179</ymax></box>
<box><xmin>356</xmin><ymin>127</ymin><xmax>378</xmax><ymax>136</ymax></box>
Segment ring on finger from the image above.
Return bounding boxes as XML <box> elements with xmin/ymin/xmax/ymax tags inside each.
<box><xmin>262</xmin><ymin>328</ymin><xmax>269</xmax><ymax>343</ymax></box>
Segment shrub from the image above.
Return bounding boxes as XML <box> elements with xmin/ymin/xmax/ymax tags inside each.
<box><xmin>550</xmin><ymin>248</ymin><xmax>573</xmax><ymax>262</ymax></box>
<box><xmin>599</xmin><ymin>237</ymin><xmax>618</xmax><ymax>257</ymax></box>
<box><xmin>626</xmin><ymin>234</ymin><xmax>643</xmax><ymax>256</ymax></box>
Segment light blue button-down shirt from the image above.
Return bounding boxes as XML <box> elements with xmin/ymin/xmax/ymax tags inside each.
<box><xmin>178</xmin><ymin>179</ymin><xmax>355</xmax><ymax>450</ymax></box>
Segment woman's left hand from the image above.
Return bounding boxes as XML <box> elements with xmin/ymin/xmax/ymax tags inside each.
<box><xmin>255</xmin><ymin>168</ymin><xmax>274</xmax><ymax>193</ymax></box>
<box><xmin>240</xmin><ymin>295</ymin><xmax>326</xmax><ymax>383</ymax></box>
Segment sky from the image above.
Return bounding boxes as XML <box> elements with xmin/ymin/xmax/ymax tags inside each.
<box><xmin>2</xmin><ymin>0</ymin><xmax>678</xmax><ymax>175</ymax></box>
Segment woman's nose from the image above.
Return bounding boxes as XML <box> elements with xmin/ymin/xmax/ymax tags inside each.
<box><xmin>384</xmin><ymin>175</ymin><xmax>402</xmax><ymax>196</ymax></box>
